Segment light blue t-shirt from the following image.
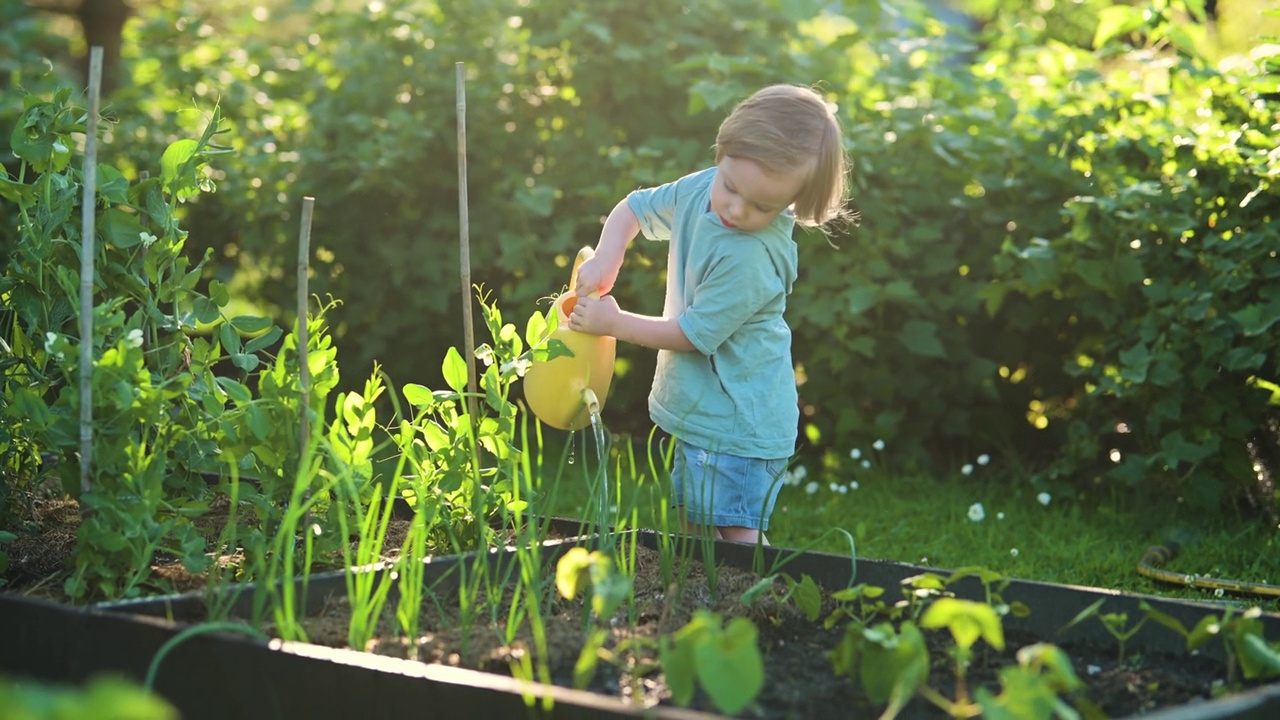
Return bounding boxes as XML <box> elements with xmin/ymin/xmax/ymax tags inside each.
<box><xmin>626</xmin><ymin>167</ymin><xmax>800</xmax><ymax>459</ymax></box>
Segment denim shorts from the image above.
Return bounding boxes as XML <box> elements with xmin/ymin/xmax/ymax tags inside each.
<box><xmin>670</xmin><ymin>440</ymin><xmax>789</xmax><ymax>530</ymax></box>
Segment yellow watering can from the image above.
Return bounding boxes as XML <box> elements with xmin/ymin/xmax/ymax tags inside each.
<box><xmin>523</xmin><ymin>247</ymin><xmax>616</xmax><ymax>431</ymax></box>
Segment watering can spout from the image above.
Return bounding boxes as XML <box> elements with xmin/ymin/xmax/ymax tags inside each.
<box><xmin>521</xmin><ymin>248</ymin><xmax>617</xmax><ymax>431</ymax></box>
<box><xmin>582</xmin><ymin>388</ymin><xmax>600</xmax><ymax>416</ymax></box>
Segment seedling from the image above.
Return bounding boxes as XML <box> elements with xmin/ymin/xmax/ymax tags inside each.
<box><xmin>1059</xmin><ymin>598</ymin><xmax>1148</xmax><ymax>664</ymax></box>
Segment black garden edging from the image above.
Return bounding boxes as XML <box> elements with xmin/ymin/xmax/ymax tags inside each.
<box><xmin>3</xmin><ymin>528</ymin><xmax>1278</xmax><ymax>719</ymax></box>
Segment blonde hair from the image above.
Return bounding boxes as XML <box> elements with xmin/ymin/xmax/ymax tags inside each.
<box><xmin>714</xmin><ymin>84</ymin><xmax>854</xmax><ymax>229</ymax></box>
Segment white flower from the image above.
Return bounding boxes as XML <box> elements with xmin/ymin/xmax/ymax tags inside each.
<box><xmin>968</xmin><ymin>502</ymin><xmax>985</xmax><ymax>522</ymax></box>
<box><xmin>805</xmin><ymin>481</ymin><xmax>820</xmax><ymax>495</ymax></box>
<box><xmin>1037</xmin><ymin>492</ymin><xmax>1052</xmax><ymax>506</ymax></box>
<box><xmin>997</xmin><ymin>512</ymin><xmax>1005</xmax><ymax>520</ymax></box>
<box><xmin>1214</xmin><ymin>588</ymin><xmax>1224</xmax><ymax>598</ymax></box>
<box><xmin>873</xmin><ymin>439</ymin><xmax>885</xmax><ymax>451</ymax></box>
<box><xmin>837</xmin><ymin>484</ymin><xmax>848</xmax><ymax>495</ymax></box>
<box><xmin>961</xmin><ymin>464</ymin><xmax>974</xmax><ymax>476</ymax></box>
<box><xmin>861</xmin><ymin>459</ymin><xmax>871</xmax><ymax>469</ymax></box>
<box><xmin>829</xmin><ymin>482</ymin><xmax>841</xmax><ymax>492</ymax></box>
<box><xmin>850</xmin><ymin>481</ymin><xmax>859</xmax><ymax>490</ymax></box>
<box><xmin>1010</xmin><ymin>548</ymin><xmax>1019</xmax><ymax>557</ymax></box>
<box><xmin>126</xmin><ymin>328</ymin><xmax>144</xmax><ymax>348</ymax></box>
<box><xmin>977</xmin><ymin>454</ymin><xmax>991</xmax><ymax>466</ymax></box>
<box><xmin>139</xmin><ymin>231</ymin><xmax>158</xmax><ymax>248</ymax></box>
<box><xmin>44</xmin><ymin>332</ymin><xmax>58</xmax><ymax>352</ymax></box>
<box><xmin>52</xmin><ymin>140</ymin><xmax>69</xmax><ymax>154</ymax></box>
<box><xmin>849</xmin><ymin>448</ymin><xmax>862</xmax><ymax>460</ymax></box>
<box><xmin>791</xmin><ymin>465</ymin><xmax>808</xmax><ymax>481</ymax></box>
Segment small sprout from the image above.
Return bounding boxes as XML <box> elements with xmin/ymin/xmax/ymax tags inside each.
<box><xmin>1037</xmin><ymin>492</ymin><xmax>1052</xmax><ymax>506</ymax></box>
<box><xmin>968</xmin><ymin>503</ymin><xmax>986</xmax><ymax>522</ymax></box>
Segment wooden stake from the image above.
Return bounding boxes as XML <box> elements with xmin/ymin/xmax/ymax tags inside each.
<box><xmin>456</xmin><ymin>62</ymin><xmax>479</xmax><ymax>420</ymax></box>
<box><xmin>297</xmin><ymin>197</ymin><xmax>315</xmax><ymax>453</ymax></box>
<box><xmin>79</xmin><ymin>46</ymin><xmax>104</xmax><ymax>496</ymax></box>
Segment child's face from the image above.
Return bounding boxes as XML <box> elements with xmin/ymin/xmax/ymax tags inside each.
<box><xmin>710</xmin><ymin>155</ymin><xmax>808</xmax><ymax>233</ymax></box>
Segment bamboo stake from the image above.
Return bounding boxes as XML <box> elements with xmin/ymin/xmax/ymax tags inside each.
<box><xmin>297</xmin><ymin>197</ymin><xmax>315</xmax><ymax>453</ymax></box>
<box><xmin>79</xmin><ymin>46</ymin><xmax>104</xmax><ymax>496</ymax></box>
<box><xmin>456</xmin><ymin>62</ymin><xmax>479</xmax><ymax>421</ymax></box>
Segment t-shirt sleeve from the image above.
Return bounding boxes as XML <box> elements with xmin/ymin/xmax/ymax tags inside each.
<box><xmin>625</xmin><ymin>178</ymin><xmax>681</xmax><ymax>242</ymax></box>
<box><xmin>677</xmin><ymin>243</ymin><xmax>784</xmax><ymax>356</ymax></box>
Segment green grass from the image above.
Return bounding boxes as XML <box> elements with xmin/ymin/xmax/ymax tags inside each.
<box><xmin>540</xmin><ymin>432</ymin><xmax>1280</xmax><ymax>613</ymax></box>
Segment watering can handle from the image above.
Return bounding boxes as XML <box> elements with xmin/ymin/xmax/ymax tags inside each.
<box><xmin>568</xmin><ymin>247</ymin><xmax>600</xmax><ymax>299</ymax></box>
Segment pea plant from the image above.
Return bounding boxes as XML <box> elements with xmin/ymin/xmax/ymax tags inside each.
<box><xmin>0</xmin><ymin>84</ymin><xmax>360</xmax><ymax>602</ymax></box>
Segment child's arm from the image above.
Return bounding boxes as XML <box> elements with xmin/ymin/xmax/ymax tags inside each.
<box><xmin>575</xmin><ymin>199</ymin><xmax>638</xmax><ymax>296</ymax></box>
<box><xmin>571</xmin><ymin>298</ymin><xmax>696</xmax><ymax>352</ymax></box>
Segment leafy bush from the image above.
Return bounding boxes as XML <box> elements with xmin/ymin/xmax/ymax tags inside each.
<box><xmin>5</xmin><ymin>0</ymin><xmax>1278</xmax><ymax>515</ymax></box>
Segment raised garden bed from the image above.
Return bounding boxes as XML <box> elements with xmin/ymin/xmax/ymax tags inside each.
<box><xmin>4</xmin><ymin>529</ymin><xmax>1279</xmax><ymax>719</ymax></box>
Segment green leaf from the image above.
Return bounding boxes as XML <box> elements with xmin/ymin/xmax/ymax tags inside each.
<box><xmin>402</xmin><ymin>383</ymin><xmax>438</xmax><ymax>409</ymax></box>
<box><xmin>192</xmin><ymin>297</ymin><xmax>221</xmax><ymax>325</ymax></box>
<box><xmin>1230</xmin><ymin>301</ymin><xmax>1280</xmax><ymax>337</ymax></box>
<box><xmin>920</xmin><ymin>597</ymin><xmax>1005</xmax><ymax>651</ymax></box>
<box><xmin>208</xmin><ymin>279</ymin><xmax>230</xmax><ymax>307</ymax></box>
<box><xmin>218</xmin><ymin>322</ymin><xmax>242</xmax><ymax>355</ymax></box>
<box><xmin>215</xmin><ymin>377</ymin><xmax>253</xmax><ymax>404</ymax></box>
<box><xmin>161</xmin><ymin>138</ymin><xmax>200</xmax><ymax>198</ymax></box>
<box><xmin>791</xmin><ymin>574</ymin><xmax>823</xmax><ymax>622</ymax></box>
<box><xmin>244</xmin><ymin>326</ymin><xmax>283</xmax><ymax>354</ymax></box>
<box><xmin>555</xmin><ymin>547</ymin><xmax>593</xmax><ymax>600</ymax></box>
<box><xmin>1238</xmin><ymin>633</ymin><xmax>1280</xmax><ymax>679</ymax></box>
<box><xmin>897</xmin><ymin>320</ymin><xmax>946</xmax><ymax>358</ymax></box>
<box><xmin>230</xmin><ymin>353</ymin><xmax>259</xmax><ymax>372</ymax></box>
<box><xmin>860</xmin><ymin>621</ymin><xmax>929</xmax><ymax>713</ymax></box>
<box><xmin>99</xmin><ymin>208</ymin><xmax>147</xmax><ymax>249</ymax></box>
<box><xmin>573</xmin><ymin>629</ymin><xmax>607</xmax><ymax>689</ymax></box>
<box><xmin>694</xmin><ymin>616</ymin><xmax>764</xmax><ymax>715</ymax></box>
<box><xmin>229</xmin><ymin>315</ymin><xmax>273</xmax><ymax>334</ymax></box>
<box><xmin>442</xmin><ymin>346</ymin><xmax>469</xmax><ymax>393</ymax></box>
<box><xmin>1094</xmin><ymin>6</ymin><xmax>1143</xmax><ymax>48</ymax></box>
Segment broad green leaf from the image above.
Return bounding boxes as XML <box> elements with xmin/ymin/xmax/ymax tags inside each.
<box><xmin>897</xmin><ymin>320</ymin><xmax>945</xmax><ymax>358</ymax></box>
<box><xmin>694</xmin><ymin>617</ymin><xmax>764</xmax><ymax>715</ymax></box>
<box><xmin>230</xmin><ymin>353</ymin><xmax>259</xmax><ymax>372</ymax></box>
<box><xmin>218</xmin><ymin>322</ymin><xmax>242</xmax><ymax>356</ymax></box>
<box><xmin>1238</xmin><ymin>633</ymin><xmax>1280</xmax><ymax>679</ymax></box>
<box><xmin>244</xmin><ymin>326</ymin><xmax>283</xmax><ymax>354</ymax></box>
<box><xmin>99</xmin><ymin>208</ymin><xmax>147</xmax><ymax>249</ymax></box>
<box><xmin>442</xmin><ymin>346</ymin><xmax>469</xmax><ymax>393</ymax></box>
<box><xmin>161</xmin><ymin>138</ymin><xmax>199</xmax><ymax>195</ymax></box>
<box><xmin>229</xmin><ymin>315</ymin><xmax>273</xmax><ymax>333</ymax></box>
<box><xmin>791</xmin><ymin>574</ymin><xmax>823</xmax><ymax>622</ymax></box>
<box><xmin>192</xmin><ymin>297</ymin><xmax>221</xmax><ymax>325</ymax></box>
<box><xmin>659</xmin><ymin>633</ymin><xmax>698</xmax><ymax>707</ymax></box>
<box><xmin>402</xmin><ymin>383</ymin><xmax>437</xmax><ymax>409</ymax></box>
<box><xmin>208</xmin><ymin>279</ymin><xmax>230</xmax><ymax>307</ymax></box>
<box><xmin>861</xmin><ymin>621</ymin><xmax>929</xmax><ymax>711</ymax></box>
<box><xmin>215</xmin><ymin>377</ymin><xmax>253</xmax><ymax>404</ymax></box>
<box><xmin>921</xmin><ymin>597</ymin><xmax>1005</xmax><ymax>651</ymax></box>
<box><xmin>555</xmin><ymin>547</ymin><xmax>594</xmax><ymax>600</ymax></box>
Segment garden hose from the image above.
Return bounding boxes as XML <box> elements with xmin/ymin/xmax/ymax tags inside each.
<box><xmin>1137</xmin><ymin>540</ymin><xmax>1280</xmax><ymax>599</ymax></box>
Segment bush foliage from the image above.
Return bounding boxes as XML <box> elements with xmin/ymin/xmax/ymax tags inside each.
<box><xmin>4</xmin><ymin>0</ymin><xmax>1279</xmax><ymax>513</ymax></box>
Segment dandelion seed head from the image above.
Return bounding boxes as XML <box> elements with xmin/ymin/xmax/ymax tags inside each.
<box><xmin>873</xmin><ymin>439</ymin><xmax>885</xmax><ymax>451</ymax></box>
<box><xmin>849</xmin><ymin>448</ymin><xmax>862</xmax><ymax>460</ymax></box>
<box><xmin>1037</xmin><ymin>492</ymin><xmax>1052</xmax><ymax>506</ymax></box>
<box><xmin>968</xmin><ymin>502</ymin><xmax>985</xmax><ymax>522</ymax></box>
<box><xmin>1010</xmin><ymin>548</ymin><xmax>1019</xmax><ymax>557</ymax></box>
<box><xmin>977</xmin><ymin>454</ymin><xmax>991</xmax><ymax>466</ymax></box>
<box><xmin>805</xmin><ymin>481</ymin><xmax>820</xmax><ymax>495</ymax></box>
<box><xmin>997</xmin><ymin>511</ymin><xmax>1005</xmax><ymax>520</ymax></box>
<box><xmin>861</xmin><ymin>459</ymin><xmax>871</xmax><ymax>469</ymax></box>
<box><xmin>961</xmin><ymin>464</ymin><xmax>974</xmax><ymax>476</ymax></box>
<box><xmin>850</xmin><ymin>481</ymin><xmax>859</xmax><ymax>490</ymax></box>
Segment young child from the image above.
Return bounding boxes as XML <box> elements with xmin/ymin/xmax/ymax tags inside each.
<box><xmin>568</xmin><ymin>84</ymin><xmax>852</xmax><ymax>544</ymax></box>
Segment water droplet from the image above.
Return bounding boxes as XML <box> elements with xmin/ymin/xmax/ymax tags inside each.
<box><xmin>568</xmin><ymin>454</ymin><xmax>575</xmax><ymax>465</ymax></box>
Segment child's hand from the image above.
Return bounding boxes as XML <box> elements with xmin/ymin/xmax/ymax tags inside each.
<box><xmin>573</xmin><ymin>254</ymin><xmax>619</xmax><ymax>297</ymax></box>
<box><xmin>568</xmin><ymin>294</ymin><xmax>620</xmax><ymax>336</ymax></box>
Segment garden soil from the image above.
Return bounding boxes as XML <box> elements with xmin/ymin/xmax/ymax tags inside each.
<box><xmin>296</xmin><ymin>543</ymin><xmax>1242</xmax><ymax>719</ymax></box>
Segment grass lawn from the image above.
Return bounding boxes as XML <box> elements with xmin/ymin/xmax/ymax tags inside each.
<box><xmin>538</xmin><ymin>431</ymin><xmax>1280</xmax><ymax>613</ymax></box>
